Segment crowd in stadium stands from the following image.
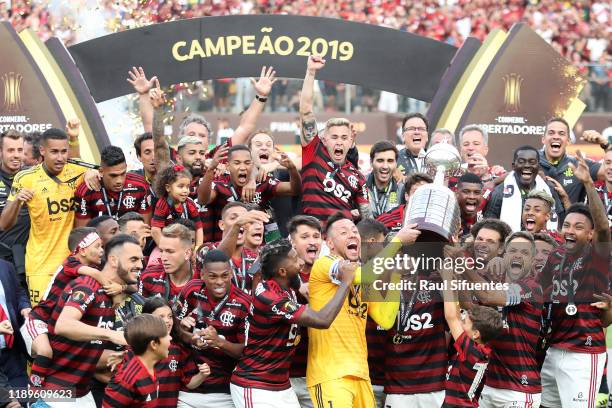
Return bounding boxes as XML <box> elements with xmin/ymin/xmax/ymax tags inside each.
<box><xmin>1</xmin><ymin>0</ymin><xmax>610</xmax><ymax>112</ymax></box>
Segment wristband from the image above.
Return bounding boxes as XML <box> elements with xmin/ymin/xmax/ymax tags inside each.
<box><xmin>255</xmin><ymin>94</ymin><xmax>267</xmax><ymax>103</ymax></box>
<box><xmin>68</xmin><ymin>139</ymin><xmax>79</xmax><ymax>147</ymax></box>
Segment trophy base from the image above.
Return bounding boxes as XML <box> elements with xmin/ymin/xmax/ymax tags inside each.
<box><xmin>412</xmin><ymin>223</ymin><xmax>452</xmax><ymax>243</ymax></box>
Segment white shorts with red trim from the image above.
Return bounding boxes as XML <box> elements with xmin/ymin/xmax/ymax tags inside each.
<box><xmin>19</xmin><ymin>316</ymin><xmax>48</xmax><ymax>356</ymax></box>
<box><xmin>479</xmin><ymin>385</ymin><xmax>541</xmax><ymax>408</ymax></box>
<box><xmin>541</xmin><ymin>346</ymin><xmax>605</xmax><ymax>408</ymax></box>
<box><xmin>230</xmin><ymin>383</ymin><xmax>300</xmax><ymax>408</ymax></box>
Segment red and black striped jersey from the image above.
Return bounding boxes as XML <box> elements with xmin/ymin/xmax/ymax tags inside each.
<box><xmin>486</xmin><ymin>278</ymin><xmax>543</xmax><ymax>393</ymax></box>
<box><xmin>174</xmin><ymin>281</ymin><xmax>250</xmax><ymax>394</ymax></box>
<box><xmin>155</xmin><ymin>342</ymin><xmax>189</xmax><ymax>408</ymax></box>
<box><xmin>384</xmin><ymin>289</ymin><xmax>446</xmax><ymax>394</ymax></box>
<box><xmin>594</xmin><ymin>181</ymin><xmax>612</xmax><ymax>231</ymax></box>
<box><xmin>443</xmin><ymin>331</ymin><xmax>491</xmax><ymax>408</ymax></box>
<box><xmin>151</xmin><ymin>197</ymin><xmax>202</xmax><ymax>230</ymax></box>
<box><xmin>203</xmin><ymin>177</ymin><xmax>280</xmax><ymax>242</ymax></box>
<box><xmin>75</xmin><ymin>173</ymin><xmax>151</xmax><ymax>220</ymax></box>
<box><xmin>231</xmin><ymin>279</ymin><xmax>306</xmax><ymax>391</ymax></box>
<box><xmin>45</xmin><ymin>276</ymin><xmax>115</xmax><ymax>397</ymax></box>
<box><xmin>301</xmin><ymin>134</ymin><xmax>368</xmax><ymax>226</ymax></box>
<box><xmin>195</xmin><ymin>139</ymin><xmax>233</xmax><ymax>242</ymax></box>
<box><xmin>542</xmin><ymin>244</ymin><xmax>609</xmax><ymax>353</ymax></box>
<box><xmin>289</xmin><ymin>270</ymin><xmax>310</xmax><ymax>378</ymax></box>
<box><xmin>137</xmin><ymin>263</ymin><xmax>191</xmax><ymax>305</ymax></box>
<box><xmin>30</xmin><ymin>257</ymin><xmax>82</xmax><ymax>322</ymax></box>
<box><xmin>199</xmin><ymin>174</ymin><xmax>228</xmax><ymax>242</ymax></box>
<box><xmin>376</xmin><ymin>205</ymin><xmax>405</xmax><ymax>233</ymax></box>
<box><xmin>103</xmin><ymin>354</ymin><xmax>159</xmax><ymax>407</ymax></box>
<box><xmin>366</xmin><ymin>317</ymin><xmax>386</xmax><ymax>386</ymax></box>
<box><xmin>459</xmin><ymin>196</ymin><xmax>488</xmax><ymax>236</ymax></box>
<box><xmin>213</xmin><ymin>178</ymin><xmax>280</xmax><ymax>210</ymax></box>
<box><xmin>189</xmin><ymin>174</ymin><xmax>209</xmax><ymax>223</ymax></box>
<box><xmin>195</xmin><ymin>242</ymin><xmax>258</xmax><ymax>293</ymax></box>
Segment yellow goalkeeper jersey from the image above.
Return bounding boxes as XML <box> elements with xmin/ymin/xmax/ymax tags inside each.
<box><xmin>8</xmin><ymin>163</ymin><xmax>85</xmax><ymax>304</ymax></box>
<box><xmin>306</xmin><ymin>247</ymin><xmax>401</xmax><ymax>387</ymax></box>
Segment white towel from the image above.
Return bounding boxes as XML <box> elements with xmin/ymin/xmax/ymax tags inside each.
<box><xmin>499</xmin><ymin>171</ymin><xmax>558</xmax><ymax>232</ymax></box>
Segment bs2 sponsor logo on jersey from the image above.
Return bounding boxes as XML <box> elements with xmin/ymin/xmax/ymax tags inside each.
<box><xmin>322</xmin><ymin>172</ymin><xmax>350</xmax><ymax>202</ymax></box>
<box><xmin>47</xmin><ymin>197</ymin><xmax>77</xmax><ymax>215</ymax></box>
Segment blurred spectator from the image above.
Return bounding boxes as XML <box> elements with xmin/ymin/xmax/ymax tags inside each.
<box><xmin>2</xmin><ymin>0</ymin><xmax>609</xmax><ymax>113</ymax></box>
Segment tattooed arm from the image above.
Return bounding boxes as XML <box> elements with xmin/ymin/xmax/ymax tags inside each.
<box><xmin>150</xmin><ymin>83</ymin><xmax>171</xmax><ymax>169</ymax></box>
<box><xmin>300</xmin><ymin>55</ymin><xmax>326</xmax><ymax>146</ymax></box>
<box><xmin>358</xmin><ymin>203</ymin><xmax>372</xmax><ymax>220</ymax></box>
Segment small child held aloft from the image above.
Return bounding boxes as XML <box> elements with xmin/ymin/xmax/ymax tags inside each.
<box><xmin>152</xmin><ymin>165</ymin><xmax>203</xmax><ymax>247</ymax></box>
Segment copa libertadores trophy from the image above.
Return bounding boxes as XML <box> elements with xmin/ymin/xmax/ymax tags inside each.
<box><xmin>403</xmin><ymin>143</ymin><xmax>462</xmax><ymax>242</ymax></box>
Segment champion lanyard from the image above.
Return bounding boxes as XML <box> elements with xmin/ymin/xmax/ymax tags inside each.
<box><xmin>397</xmin><ymin>288</ymin><xmax>420</xmax><ymax>332</ymax></box>
<box><xmin>193</xmin><ymin>291</ymin><xmax>230</xmax><ymax>332</ymax></box>
<box><xmin>101</xmin><ymin>187</ymin><xmax>122</xmax><ymax>219</ymax></box>
<box><xmin>372</xmin><ymin>181</ymin><xmax>392</xmax><ymax>216</ymax></box>
<box><xmin>546</xmin><ymin>249</ymin><xmax>584</xmax><ymax>320</ymax></box>
<box><xmin>402</xmin><ymin>150</ymin><xmax>418</xmax><ymax>173</ymax></box>
<box><xmin>604</xmin><ymin>189</ymin><xmax>611</xmax><ymax>219</ymax></box>
<box><xmin>229</xmin><ymin>184</ymin><xmax>241</xmax><ymax>202</ymax></box>
<box><xmin>163</xmin><ymin>265</ymin><xmax>193</xmax><ymax>301</ymax></box>
<box><xmin>232</xmin><ymin>256</ymin><xmax>247</xmax><ymax>291</ymax></box>
<box><xmin>195</xmin><ymin>290</ymin><xmax>230</xmax><ymax>322</ymax></box>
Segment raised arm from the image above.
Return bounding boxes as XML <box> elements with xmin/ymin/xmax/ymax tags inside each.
<box><xmin>197</xmin><ymin>144</ymin><xmax>228</xmax><ymax>205</ymax></box>
<box><xmin>66</xmin><ymin>118</ymin><xmax>81</xmax><ymax>159</ymax></box>
<box><xmin>127</xmin><ymin>67</ymin><xmax>157</xmax><ymax>133</ymax></box>
<box><xmin>0</xmin><ymin>184</ymin><xmax>32</xmax><ymax>231</ymax></box>
<box><xmin>592</xmin><ymin>293</ymin><xmax>612</xmax><ymax>327</ymax></box>
<box><xmin>296</xmin><ymin>262</ymin><xmax>356</xmax><ymax>329</ymax></box>
<box><xmin>55</xmin><ymin>306</ymin><xmax>126</xmax><ymax>345</ymax></box>
<box><xmin>230</xmin><ymin>66</ymin><xmax>277</xmax><ymax>146</ymax></box>
<box><xmin>440</xmin><ymin>262</ymin><xmax>464</xmax><ymax>341</ymax></box>
<box><xmin>573</xmin><ymin>150</ymin><xmax>611</xmax><ymax>246</ymax></box>
<box><xmin>273</xmin><ymin>152</ymin><xmax>301</xmax><ymax>196</ymax></box>
<box><xmin>299</xmin><ymin>55</ymin><xmax>325</xmax><ymax>146</ymax></box>
<box><xmin>216</xmin><ymin>210</ymin><xmax>270</xmax><ymax>257</ymax></box>
<box><xmin>150</xmin><ymin>80</ymin><xmax>171</xmax><ymax>169</ymax></box>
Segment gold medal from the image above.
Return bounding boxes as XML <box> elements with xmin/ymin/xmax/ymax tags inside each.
<box><xmin>392</xmin><ymin>334</ymin><xmax>403</xmax><ymax>344</ymax></box>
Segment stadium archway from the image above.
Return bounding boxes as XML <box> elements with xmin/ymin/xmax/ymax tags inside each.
<box><xmin>66</xmin><ymin>15</ymin><xmax>459</xmax><ymax>103</ymax></box>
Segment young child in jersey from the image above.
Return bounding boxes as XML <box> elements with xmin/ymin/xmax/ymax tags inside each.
<box><xmin>440</xmin><ymin>262</ymin><xmax>503</xmax><ymax>408</ymax></box>
<box><xmin>103</xmin><ymin>314</ymin><xmax>169</xmax><ymax>407</ymax></box>
<box><xmin>152</xmin><ymin>165</ymin><xmax>203</xmax><ymax>248</ymax></box>
<box><xmin>22</xmin><ymin>227</ymin><xmax>123</xmax><ymax>388</ymax></box>
<box><xmin>142</xmin><ymin>297</ymin><xmax>210</xmax><ymax>408</ymax></box>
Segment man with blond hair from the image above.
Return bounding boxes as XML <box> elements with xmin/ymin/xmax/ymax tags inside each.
<box><xmin>299</xmin><ymin>55</ymin><xmax>370</xmax><ymax>226</ymax></box>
